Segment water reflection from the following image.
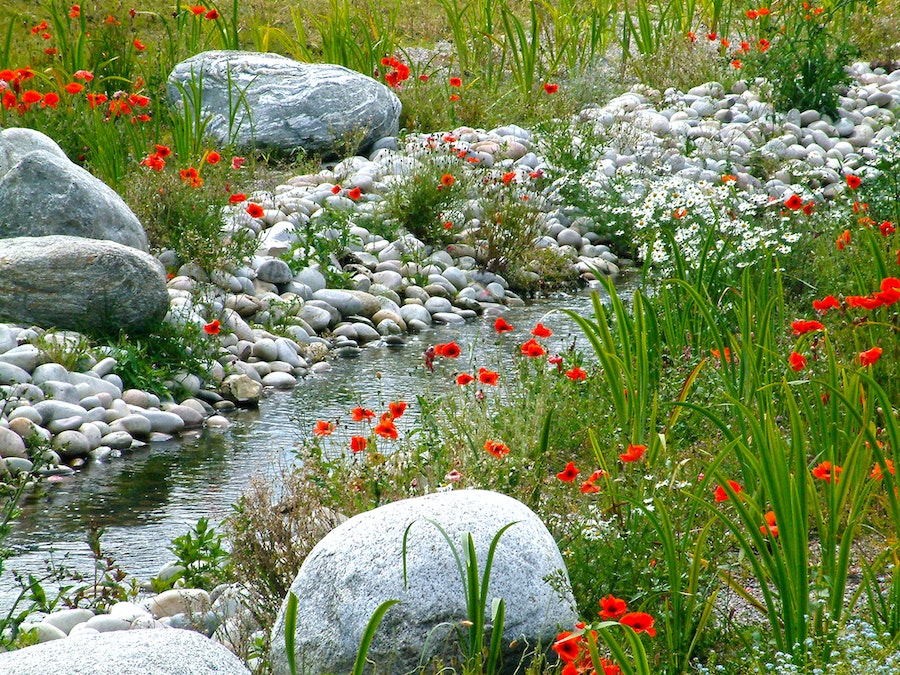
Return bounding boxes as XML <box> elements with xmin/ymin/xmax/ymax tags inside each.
<box><xmin>1</xmin><ymin>286</ymin><xmax>624</xmax><ymax>608</ymax></box>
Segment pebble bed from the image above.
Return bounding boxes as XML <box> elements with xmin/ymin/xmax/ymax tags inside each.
<box><xmin>1</xmin><ymin>61</ymin><xmax>898</xmax><ymax>648</ymax></box>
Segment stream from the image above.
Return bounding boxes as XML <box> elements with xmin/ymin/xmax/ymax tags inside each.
<box><xmin>1</xmin><ymin>286</ymin><xmax>618</xmax><ymax>611</ymax></box>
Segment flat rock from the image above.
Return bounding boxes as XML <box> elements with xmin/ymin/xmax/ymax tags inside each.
<box><xmin>0</xmin><ymin>236</ymin><xmax>168</xmax><ymax>336</ymax></box>
<box><xmin>0</xmin><ymin>626</ymin><xmax>250</xmax><ymax>674</ymax></box>
<box><xmin>167</xmin><ymin>51</ymin><xmax>401</xmax><ymax>156</ymax></box>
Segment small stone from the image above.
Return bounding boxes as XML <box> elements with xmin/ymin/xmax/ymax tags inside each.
<box><xmin>0</xmin><ymin>425</ymin><xmax>27</xmax><ymax>459</ymax></box>
<box><xmin>146</xmin><ymin>588</ymin><xmax>210</xmax><ymax>619</ymax></box>
<box><xmin>52</xmin><ymin>430</ymin><xmax>90</xmax><ymax>459</ymax></box>
<box><xmin>100</xmin><ymin>431</ymin><xmax>134</xmax><ymax>450</ymax></box>
<box><xmin>41</xmin><ymin>608</ymin><xmax>94</xmax><ymax>635</ymax></box>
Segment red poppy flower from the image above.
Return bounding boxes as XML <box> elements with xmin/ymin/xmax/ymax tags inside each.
<box><xmin>456</xmin><ymin>373</ymin><xmax>474</xmax><ymax>386</ymax></box>
<box><xmin>229</xmin><ymin>193</ymin><xmax>247</xmax><ymax>204</ymax></box>
<box><xmin>619</xmin><ymin>444</ymin><xmax>646</xmax><ymax>462</ymax></box>
<box><xmin>206</xmin><ymin>151</ymin><xmax>221</xmax><ymax>164</ymax></box>
<box><xmin>350</xmin><ymin>436</ymin><xmax>367</xmax><ymax>453</ymax></box>
<box><xmin>501</xmin><ymin>171</ymin><xmax>516</xmax><ymax>185</ymax></box>
<box><xmin>565</xmin><ymin>367</ymin><xmax>587</xmax><ymax>381</ymax></box>
<box><xmin>41</xmin><ymin>92</ymin><xmax>59</xmax><ymax>108</ymax></box>
<box><xmin>836</xmin><ymin>229</ymin><xmax>851</xmax><ymax>250</ymax></box>
<box><xmin>846</xmin><ymin>174</ymin><xmax>862</xmax><ymax>189</ymax></box>
<box><xmin>812</xmin><ymin>460</ymin><xmax>842</xmax><ymax>483</ymax></box>
<box><xmin>556</xmin><ymin>461</ymin><xmax>579</xmax><ymax>483</ymax></box>
<box><xmin>520</xmin><ymin>339</ymin><xmax>546</xmax><ymax>357</ymax></box>
<box><xmin>707</xmin><ymin>32</ymin><xmax>717</xmax><ymax>40</ymax></box>
<box><xmin>73</xmin><ymin>69</ymin><xmax>93</xmax><ymax>81</ymax></box>
<box><xmin>812</xmin><ymin>295</ymin><xmax>840</xmax><ymax>314</ymax></box>
<box><xmin>580</xmin><ymin>478</ymin><xmax>601</xmax><ymax>493</ymax></box>
<box><xmin>348</xmin><ymin>187</ymin><xmax>362</xmax><ymax>200</ymax></box>
<box><xmin>2</xmin><ymin>90</ymin><xmax>14</xmax><ymax>110</ymax></box>
<box><xmin>435</xmin><ymin>342</ymin><xmax>461</xmax><ymax>358</ymax></box>
<box><xmin>351</xmin><ymin>407</ymin><xmax>375</xmax><ymax>422</ymax></box>
<box><xmin>619</xmin><ymin>612</ymin><xmax>656</xmax><ymax>637</ymax></box>
<box><xmin>532</xmin><ymin>322</ymin><xmax>553</xmax><ymax>338</ymax></box>
<box><xmin>389</xmin><ymin>401</ymin><xmax>406</xmax><ymax>419</ymax></box>
<box><xmin>331</xmin><ymin>185</ymin><xmax>341</xmax><ymax>195</ymax></box>
<box><xmin>543</xmin><ymin>83</ymin><xmax>558</xmax><ymax>94</ymax></box>
<box><xmin>880</xmin><ymin>221</ymin><xmax>895</xmax><ymax>236</ymax></box>
<box><xmin>859</xmin><ymin>346</ymin><xmax>883</xmax><ymax>366</ymax></box>
<box><xmin>449</xmin><ymin>77</ymin><xmax>462</xmax><ymax>87</ymax></box>
<box><xmin>133</xmin><ymin>38</ymin><xmax>146</xmax><ymax>51</ymax></box>
<box><xmin>757</xmin><ymin>7</ymin><xmax>770</xmax><ymax>15</ymax></box>
<box><xmin>791</xmin><ymin>319</ymin><xmax>824</xmax><ymax>335</ymax></box>
<box><xmin>494</xmin><ymin>317</ymin><xmax>514</xmax><ymax>333</ymax></box>
<box><xmin>86</xmin><ymin>93</ymin><xmax>108</xmax><ymax>108</ymax></box>
<box><xmin>478</xmin><ymin>367</ymin><xmax>498</xmax><ymax>386</ymax></box>
<box><xmin>440</xmin><ymin>173</ymin><xmax>455</xmax><ymax>187</ymax></box>
<box><xmin>205</xmin><ymin>8</ymin><xmax>219</xmax><ymax>19</ymax></box>
<box><xmin>69</xmin><ymin>4</ymin><xmax>81</xmax><ymax>18</ymax></box>
<box><xmin>746</xmin><ymin>8</ymin><xmax>758</xmax><ymax>18</ymax></box>
<box><xmin>189</xmin><ymin>5</ymin><xmax>206</xmax><ymax>15</ymax></box>
<box><xmin>20</xmin><ymin>90</ymin><xmax>41</xmax><ymax>104</ymax></box>
<box><xmin>231</xmin><ymin>156</ymin><xmax>246</xmax><ymax>170</ymax></box>
<box><xmin>788</xmin><ymin>351</ymin><xmax>807</xmax><ymax>371</ymax></box>
<box><xmin>731</xmin><ymin>59</ymin><xmax>742</xmax><ymax>69</ymax></box>
<box><xmin>140</xmin><ymin>154</ymin><xmax>165</xmax><ymax>171</ymax></box>
<box><xmin>374</xmin><ymin>418</ymin><xmax>398</xmax><ymax>439</ymax></box>
<box><xmin>760</xmin><ymin>511</ymin><xmax>778</xmax><ymax>537</ymax></box>
<box><xmin>552</xmin><ymin>632</ymin><xmax>580</xmax><ymax>663</ymax></box>
<box><xmin>871</xmin><ymin>459</ymin><xmax>896</xmax><ymax>480</ymax></box>
<box><xmin>449</xmin><ymin>94</ymin><xmax>459</xmax><ymax>101</ymax></box>
<box><xmin>784</xmin><ymin>194</ymin><xmax>804</xmax><ymax>210</ymax></box>
<box><xmin>599</xmin><ymin>594</ymin><xmax>628</xmax><ymax>620</ymax></box>
<box><xmin>203</xmin><ymin>319</ymin><xmax>220</xmax><ymax>335</ymax></box>
<box><xmin>313</xmin><ymin>420</ymin><xmax>335</xmax><ymax>436</ymax></box>
<box><xmin>246</xmin><ymin>203</ymin><xmax>264</xmax><ymax>218</ymax></box>
<box><xmin>484</xmin><ymin>439</ymin><xmax>510</xmax><ymax>458</ymax></box>
<box><xmin>714</xmin><ymin>479</ymin><xmax>743</xmax><ymax>502</ymax></box>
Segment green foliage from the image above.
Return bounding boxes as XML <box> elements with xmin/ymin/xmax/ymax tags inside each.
<box><xmin>283</xmin><ymin>205</ymin><xmax>361</xmax><ymax>289</ymax></box>
<box><xmin>381</xmin><ymin>158</ymin><xmax>465</xmax><ymax>247</ymax></box>
<box><xmin>737</xmin><ymin>0</ymin><xmax>862</xmax><ymax>116</ymax></box>
<box><xmin>106</xmin><ymin>318</ymin><xmax>220</xmax><ymax>398</ymax></box>
<box><xmin>155</xmin><ymin>517</ymin><xmax>230</xmax><ymax>591</ymax></box>
<box><xmin>66</xmin><ymin>523</ymin><xmax>137</xmax><ymax>613</ymax></box>
<box><xmin>404</xmin><ymin>520</ymin><xmax>517</xmax><ymax>674</ymax></box>
<box><xmin>126</xmin><ymin>160</ymin><xmax>258</xmax><ymax>273</ymax></box>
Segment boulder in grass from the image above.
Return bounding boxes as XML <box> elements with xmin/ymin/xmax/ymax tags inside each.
<box><xmin>167</xmin><ymin>51</ymin><xmax>401</xmax><ymax>156</ymax></box>
<box><xmin>269</xmin><ymin>489</ymin><xmax>578</xmax><ymax>675</ymax></box>
<box><xmin>0</xmin><ymin>235</ymin><xmax>169</xmax><ymax>336</ymax></box>
<box><xmin>0</xmin><ymin>626</ymin><xmax>251</xmax><ymax>675</ymax></box>
<box><xmin>0</xmin><ymin>132</ymin><xmax>148</xmax><ymax>251</ymax></box>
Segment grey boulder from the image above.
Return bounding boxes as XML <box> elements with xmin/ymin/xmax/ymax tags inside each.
<box><xmin>0</xmin><ymin>236</ymin><xmax>169</xmax><ymax>336</ymax></box>
<box><xmin>167</xmin><ymin>51</ymin><xmax>401</xmax><ymax>156</ymax></box>
<box><xmin>270</xmin><ymin>490</ymin><xmax>577</xmax><ymax>675</ymax></box>
<box><xmin>0</xmin><ymin>626</ymin><xmax>250</xmax><ymax>675</ymax></box>
<box><xmin>0</xmin><ymin>141</ymin><xmax>148</xmax><ymax>251</ymax></box>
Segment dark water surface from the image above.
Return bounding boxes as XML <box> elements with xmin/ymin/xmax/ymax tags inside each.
<box><xmin>1</xmin><ymin>287</ymin><xmax>619</xmax><ymax>609</ymax></box>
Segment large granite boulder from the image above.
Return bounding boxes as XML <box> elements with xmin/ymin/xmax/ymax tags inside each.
<box><xmin>167</xmin><ymin>51</ymin><xmax>401</xmax><ymax>156</ymax></box>
<box><xmin>0</xmin><ymin>627</ymin><xmax>251</xmax><ymax>675</ymax></box>
<box><xmin>0</xmin><ymin>131</ymin><xmax>148</xmax><ymax>251</ymax></box>
<box><xmin>270</xmin><ymin>490</ymin><xmax>577</xmax><ymax>675</ymax></box>
<box><xmin>0</xmin><ymin>235</ymin><xmax>169</xmax><ymax>336</ymax></box>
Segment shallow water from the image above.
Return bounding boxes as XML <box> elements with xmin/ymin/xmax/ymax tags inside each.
<box><xmin>0</xmin><ymin>285</ymin><xmax>624</xmax><ymax>610</ymax></box>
